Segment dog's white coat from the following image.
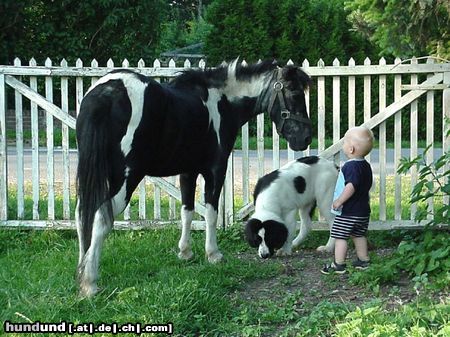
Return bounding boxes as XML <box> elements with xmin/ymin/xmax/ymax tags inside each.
<box><xmin>251</xmin><ymin>157</ymin><xmax>338</xmax><ymax>258</ymax></box>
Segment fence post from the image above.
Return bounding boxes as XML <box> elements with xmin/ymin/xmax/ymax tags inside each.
<box><xmin>0</xmin><ymin>73</ymin><xmax>7</xmax><ymax>220</ymax></box>
<box><xmin>443</xmin><ymin>71</ymin><xmax>450</xmax><ymax>207</ymax></box>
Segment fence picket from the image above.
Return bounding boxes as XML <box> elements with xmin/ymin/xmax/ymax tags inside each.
<box><xmin>317</xmin><ymin>59</ymin><xmax>325</xmax><ymax>153</ymax></box>
<box><xmin>14</xmin><ymin>58</ymin><xmax>24</xmax><ymax>219</ymax></box>
<box><xmin>30</xmin><ymin>58</ymin><xmax>40</xmax><ymax>220</ymax></box>
<box><xmin>443</xmin><ymin>71</ymin><xmax>450</xmax><ymax>208</ymax></box>
<box><xmin>0</xmin><ymin>73</ymin><xmax>6</xmax><ymax>220</ymax></box>
<box><xmin>378</xmin><ymin>57</ymin><xmax>387</xmax><ymax>221</ymax></box>
<box><xmin>364</xmin><ymin>57</ymin><xmax>371</xmax><ymax>163</ymax></box>
<box><xmin>75</xmin><ymin>59</ymin><xmax>84</xmax><ymax>116</ymax></box>
<box><xmin>45</xmin><ymin>58</ymin><xmax>55</xmax><ymax>220</ymax></box>
<box><xmin>91</xmin><ymin>59</ymin><xmax>99</xmax><ymax>86</ymax></box>
<box><xmin>272</xmin><ymin>123</ymin><xmax>280</xmax><ymax>169</ymax></box>
<box><xmin>302</xmin><ymin>59</ymin><xmax>311</xmax><ymax>157</ymax></box>
<box><xmin>332</xmin><ymin>58</ymin><xmax>340</xmax><ymax>164</ymax></box>
<box><xmin>242</xmin><ymin>122</ymin><xmax>249</xmax><ymax>205</ymax></box>
<box><xmin>168</xmin><ymin>60</ymin><xmax>177</xmax><ymax>220</ymax></box>
<box><xmin>137</xmin><ymin>60</ymin><xmax>147</xmax><ymax>220</ymax></box>
<box><xmin>410</xmin><ymin>57</ymin><xmax>418</xmax><ymax>219</ymax></box>
<box><xmin>348</xmin><ymin>58</ymin><xmax>356</xmax><ymax>128</ymax></box>
<box><xmin>426</xmin><ymin>58</ymin><xmax>435</xmax><ymax>219</ymax></box>
<box><xmin>257</xmin><ymin>113</ymin><xmax>264</xmax><ymax>177</ymax></box>
<box><xmin>61</xmin><ymin>59</ymin><xmax>70</xmax><ymax>220</ymax></box>
<box><xmin>394</xmin><ymin>58</ymin><xmax>402</xmax><ymax>220</ymax></box>
<box><xmin>153</xmin><ymin>59</ymin><xmax>161</xmax><ymax>219</ymax></box>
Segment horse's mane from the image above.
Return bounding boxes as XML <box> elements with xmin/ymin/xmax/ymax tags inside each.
<box><xmin>170</xmin><ymin>60</ymin><xmax>278</xmax><ymax>90</ymax></box>
<box><xmin>170</xmin><ymin>59</ymin><xmax>310</xmax><ymax>91</ymax></box>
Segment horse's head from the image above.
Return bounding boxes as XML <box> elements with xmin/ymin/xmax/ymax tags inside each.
<box><xmin>268</xmin><ymin>66</ymin><xmax>312</xmax><ymax>151</ymax></box>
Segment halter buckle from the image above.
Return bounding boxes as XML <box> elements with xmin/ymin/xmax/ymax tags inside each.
<box><xmin>280</xmin><ymin>110</ymin><xmax>290</xmax><ymax>119</ymax></box>
<box><xmin>273</xmin><ymin>81</ymin><xmax>284</xmax><ymax>91</ymax></box>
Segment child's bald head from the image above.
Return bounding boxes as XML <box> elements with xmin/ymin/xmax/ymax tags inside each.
<box><xmin>344</xmin><ymin>126</ymin><xmax>374</xmax><ymax>157</ymax></box>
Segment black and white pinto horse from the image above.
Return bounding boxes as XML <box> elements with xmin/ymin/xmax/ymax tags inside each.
<box><xmin>75</xmin><ymin>59</ymin><xmax>312</xmax><ymax>296</ymax></box>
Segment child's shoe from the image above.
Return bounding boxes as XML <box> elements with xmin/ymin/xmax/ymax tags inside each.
<box><xmin>321</xmin><ymin>261</ymin><xmax>347</xmax><ymax>275</ymax></box>
<box><xmin>352</xmin><ymin>258</ymin><xmax>370</xmax><ymax>270</ymax></box>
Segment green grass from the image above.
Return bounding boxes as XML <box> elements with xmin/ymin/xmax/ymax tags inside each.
<box><xmin>0</xmin><ymin>227</ymin><xmax>280</xmax><ymax>336</ymax></box>
<box><xmin>1</xmin><ymin>227</ymin><xmax>448</xmax><ymax>336</ymax></box>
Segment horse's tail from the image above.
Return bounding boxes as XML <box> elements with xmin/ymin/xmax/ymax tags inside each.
<box><xmin>76</xmin><ymin>93</ymin><xmax>114</xmax><ymax>252</ymax></box>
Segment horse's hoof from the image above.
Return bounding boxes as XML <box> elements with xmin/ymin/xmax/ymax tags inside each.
<box><xmin>207</xmin><ymin>251</ymin><xmax>223</xmax><ymax>264</ymax></box>
<box><xmin>79</xmin><ymin>283</ymin><xmax>99</xmax><ymax>298</ymax></box>
<box><xmin>178</xmin><ymin>250</ymin><xmax>194</xmax><ymax>261</ymax></box>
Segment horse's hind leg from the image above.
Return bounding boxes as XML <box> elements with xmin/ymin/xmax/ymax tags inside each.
<box><xmin>178</xmin><ymin>173</ymin><xmax>198</xmax><ymax>260</ymax></box>
<box><xmin>78</xmin><ymin>204</ymin><xmax>113</xmax><ymax>297</ymax></box>
<box><xmin>78</xmin><ymin>176</ymin><xmax>131</xmax><ymax>297</ymax></box>
<box><xmin>75</xmin><ymin>200</ymin><xmax>85</xmax><ymax>265</ymax></box>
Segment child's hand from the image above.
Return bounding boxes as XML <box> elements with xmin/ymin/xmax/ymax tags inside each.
<box><xmin>332</xmin><ymin>200</ymin><xmax>342</xmax><ymax>210</ymax></box>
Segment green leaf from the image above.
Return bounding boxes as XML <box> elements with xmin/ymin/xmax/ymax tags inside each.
<box><xmin>414</xmin><ymin>261</ymin><xmax>426</xmax><ymax>276</ymax></box>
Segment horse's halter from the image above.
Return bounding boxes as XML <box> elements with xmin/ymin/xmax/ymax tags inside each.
<box><xmin>267</xmin><ymin>69</ymin><xmax>312</xmax><ymax>135</ymax></box>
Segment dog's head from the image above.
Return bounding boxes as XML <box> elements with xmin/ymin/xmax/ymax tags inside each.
<box><xmin>245</xmin><ymin>218</ymin><xmax>288</xmax><ymax>259</ymax></box>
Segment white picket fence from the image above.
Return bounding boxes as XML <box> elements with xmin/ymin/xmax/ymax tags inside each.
<box><xmin>0</xmin><ymin>56</ymin><xmax>449</xmax><ymax>230</ymax></box>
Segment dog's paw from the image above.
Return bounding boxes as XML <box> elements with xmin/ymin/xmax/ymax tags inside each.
<box><xmin>316</xmin><ymin>245</ymin><xmax>333</xmax><ymax>253</ymax></box>
<box><xmin>276</xmin><ymin>249</ymin><xmax>292</xmax><ymax>257</ymax></box>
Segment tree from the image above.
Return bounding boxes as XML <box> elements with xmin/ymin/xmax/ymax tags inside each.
<box><xmin>0</xmin><ymin>0</ymin><xmax>29</xmax><ymax>63</ymax></box>
<box><xmin>0</xmin><ymin>0</ymin><xmax>170</xmax><ymax>65</ymax></box>
<box><xmin>204</xmin><ymin>0</ymin><xmax>378</xmax><ymax>65</ymax></box>
<box><xmin>204</xmin><ymin>0</ymin><xmax>274</xmax><ymax>65</ymax></box>
<box><xmin>345</xmin><ymin>0</ymin><xmax>450</xmax><ymax>59</ymax></box>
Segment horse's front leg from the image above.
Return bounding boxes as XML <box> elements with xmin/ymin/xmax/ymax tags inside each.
<box><xmin>178</xmin><ymin>173</ymin><xmax>198</xmax><ymax>260</ymax></box>
<box><xmin>202</xmin><ymin>169</ymin><xmax>226</xmax><ymax>263</ymax></box>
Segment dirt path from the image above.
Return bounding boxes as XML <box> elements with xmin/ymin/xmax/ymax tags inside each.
<box><xmin>231</xmin><ymin>248</ymin><xmax>420</xmax><ymax>335</ymax></box>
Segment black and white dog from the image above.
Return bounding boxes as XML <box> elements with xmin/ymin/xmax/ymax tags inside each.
<box><xmin>245</xmin><ymin>156</ymin><xmax>338</xmax><ymax>258</ymax></box>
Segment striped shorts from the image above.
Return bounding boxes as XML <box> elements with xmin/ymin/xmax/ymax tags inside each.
<box><xmin>331</xmin><ymin>215</ymin><xmax>370</xmax><ymax>240</ymax></box>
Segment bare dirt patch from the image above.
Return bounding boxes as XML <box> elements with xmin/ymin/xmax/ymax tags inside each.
<box><xmin>234</xmin><ymin>248</ymin><xmax>418</xmax><ymax>312</ymax></box>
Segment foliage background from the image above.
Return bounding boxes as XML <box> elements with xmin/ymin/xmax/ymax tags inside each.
<box><xmin>1</xmin><ymin>0</ymin><xmax>447</xmax><ymax>142</ymax></box>
<box><xmin>2</xmin><ymin>0</ymin><xmax>448</xmax><ymax>65</ymax></box>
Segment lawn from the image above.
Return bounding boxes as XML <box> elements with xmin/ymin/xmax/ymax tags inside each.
<box><xmin>1</xmin><ymin>226</ymin><xmax>448</xmax><ymax>336</ymax></box>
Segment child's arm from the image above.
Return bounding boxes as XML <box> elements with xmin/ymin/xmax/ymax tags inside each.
<box><xmin>332</xmin><ymin>183</ymin><xmax>355</xmax><ymax>210</ymax></box>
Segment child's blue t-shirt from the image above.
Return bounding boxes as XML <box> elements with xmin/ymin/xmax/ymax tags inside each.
<box><xmin>339</xmin><ymin>159</ymin><xmax>373</xmax><ymax>216</ymax></box>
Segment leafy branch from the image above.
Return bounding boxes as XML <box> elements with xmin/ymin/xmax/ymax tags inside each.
<box><xmin>397</xmin><ymin>124</ymin><xmax>450</xmax><ymax>227</ymax></box>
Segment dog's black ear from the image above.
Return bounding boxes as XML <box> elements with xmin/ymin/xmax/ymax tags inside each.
<box><xmin>263</xmin><ymin>220</ymin><xmax>288</xmax><ymax>249</ymax></box>
<box><xmin>245</xmin><ymin>218</ymin><xmax>263</xmax><ymax>248</ymax></box>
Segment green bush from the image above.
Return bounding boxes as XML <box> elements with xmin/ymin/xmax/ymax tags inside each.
<box><xmin>352</xmin><ymin>134</ymin><xmax>450</xmax><ymax>291</ymax></box>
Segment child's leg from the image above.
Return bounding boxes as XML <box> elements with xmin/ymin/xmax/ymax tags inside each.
<box><xmin>352</xmin><ymin>236</ymin><xmax>369</xmax><ymax>261</ymax></box>
<box><xmin>334</xmin><ymin>238</ymin><xmax>348</xmax><ymax>265</ymax></box>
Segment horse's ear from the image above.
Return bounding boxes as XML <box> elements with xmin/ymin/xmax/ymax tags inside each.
<box><xmin>282</xmin><ymin>66</ymin><xmax>311</xmax><ymax>90</ymax></box>
<box><xmin>296</xmin><ymin>67</ymin><xmax>312</xmax><ymax>89</ymax></box>
<box><xmin>245</xmin><ymin>218</ymin><xmax>263</xmax><ymax>248</ymax></box>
